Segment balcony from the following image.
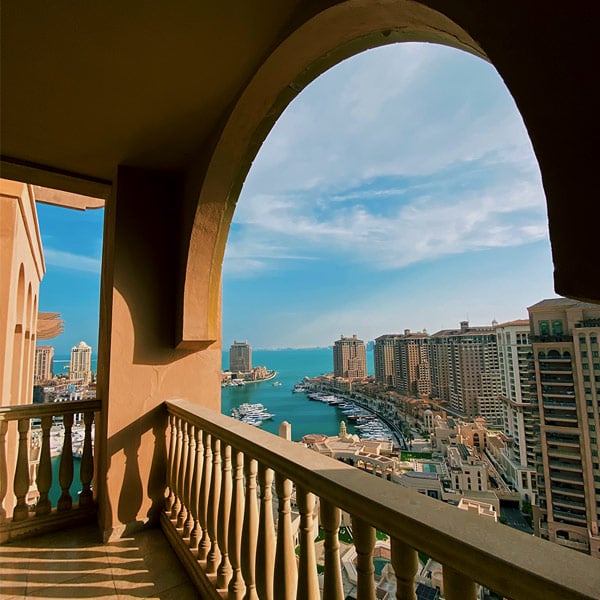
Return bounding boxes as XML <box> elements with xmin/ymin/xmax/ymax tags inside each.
<box><xmin>1</xmin><ymin>399</ymin><xmax>600</xmax><ymax>600</ymax></box>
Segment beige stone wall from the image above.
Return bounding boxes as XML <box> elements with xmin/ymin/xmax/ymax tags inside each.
<box><xmin>0</xmin><ymin>180</ymin><xmax>44</xmax><ymax>407</ymax></box>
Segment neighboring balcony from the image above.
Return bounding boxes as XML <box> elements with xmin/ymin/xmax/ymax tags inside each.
<box><xmin>1</xmin><ymin>399</ymin><xmax>600</xmax><ymax>600</ymax></box>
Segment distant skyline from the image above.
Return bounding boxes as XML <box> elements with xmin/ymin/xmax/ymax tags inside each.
<box><xmin>37</xmin><ymin>42</ymin><xmax>557</xmax><ymax>355</ymax></box>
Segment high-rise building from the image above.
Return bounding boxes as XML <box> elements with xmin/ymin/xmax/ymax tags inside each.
<box><xmin>529</xmin><ymin>298</ymin><xmax>600</xmax><ymax>557</ymax></box>
<box><xmin>429</xmin><ymin>329</ymin><xmax>453</xmax><ymax>402</ymax></box>
<box><xmin>229</xmin><ymin>340</ymin><xmax>252</xmax><ymax>373</ymax></box>
<box><xmin>333</xmin><ymin>335</ymin><xmax>366</xmax><ymax>379</ymax></box>
<box><xmin>34</xmin><ymin>345</ymin><xmax>54</xmax><ymax>384</ymax></box>
<box><xmin>430</xmin><ymin>321</ymin><xmax>502</xmax><ymax>425</ymax></box>
<box><xmin>70</xmin><ymin>341</ymin><xmax>92</xmax><ymax>385</ymax></box>
<box><xmin>373</xmin><ymin>334</ymin><xmax>401</xmax><ymax>387</ymax></box>
<box><xmin>395</xmin><ymin>329</ymin><xmax>431</xmax><ymax>397</ymax></box>
<box><xmin>495</xmin><ymin>320</ymin><xmax>537</xmax><ymax>501</ymax></box>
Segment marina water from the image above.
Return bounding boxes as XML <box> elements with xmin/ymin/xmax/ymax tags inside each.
<box><xmin>47</xmin><ymin>348</ymin><xmax>373</xmax><ymax>502</ymax></box>
<box><xmin>221</xmin><ymin>347</ymin><xmax>374</xmax><ymax>440</ymax></box>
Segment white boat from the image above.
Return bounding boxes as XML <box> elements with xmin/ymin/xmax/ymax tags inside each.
<box><xmin>272</xmin><ymin>381</ymin><xmax>282</xmax><ymax>387</ymax></box>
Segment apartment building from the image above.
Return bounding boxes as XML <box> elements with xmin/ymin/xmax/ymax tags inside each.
<box><xmin>396</xmin><ymin>330</ymin><xmax>432</xmax><ymax>398</ymax></box>
<box><xmin>229</xmin><ymin>340</ymin><xmax>252</xmax><ymax>373</ymax></box>
<box><xmin>374</xmin><ymin>334</ymin><xmax>400</xmax><ymax>387</ymax></box>
<box><xmin>33</xmin><ymin>346</ymin><xmax>54</xmax><ymax>384</ymax></box>
<box><xmin>529</xmin><ymin>298</ymin><xmax>600</xmax><ymax>557</ymax></box>
<box><xmin>70</xmin><ymin>341</ymin><xmax>92</xmax><ymax>385</ymax></box>
<box><xmin>495</xmin><ymin>320</ymin><xmax>537</xmax><ymax>501</ymax></box>
<box><xmin>333</xmin><ymin>334</ymin><xmax>367</xmax><ymax>379</ymax></box>
<box><xmin>430</xmin><ymin>321</ymin><xmax>502</xmax><ymax>425</ymax></box>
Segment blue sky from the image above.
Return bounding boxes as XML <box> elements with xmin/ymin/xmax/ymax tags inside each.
<box><xmin>37</xmin><ymin>42</ymin><xmax>558</xmax><ymax>355</ymax></box>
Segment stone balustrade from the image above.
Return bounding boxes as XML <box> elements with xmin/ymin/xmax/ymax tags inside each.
<box><xmin>163</xmin><ymin>399</ymin><xmax>600</xmax><ymax>600</ymax></box>
<box><xmin>0</xmin><ymin>399</ymin><xmax>100</xmax><ymax>542</ymax></box>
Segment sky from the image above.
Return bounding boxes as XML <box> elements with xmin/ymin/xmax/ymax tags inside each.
<box><xmin>37</xmin><ymin>42</ymin><xmax>558</xmax><ymax>355</ymax></box>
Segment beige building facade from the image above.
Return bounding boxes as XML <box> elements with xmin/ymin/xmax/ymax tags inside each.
<box><xmin>430</xmin><ymin>321</ymin><xmax>502</xmax><ymax>424</ymax></box>
<box><xmin>333</xmin><ymin>334</ymin><xmax>367</xmax><ymax>380</ymax></box>
<box><xmin>396</xmin><ymin>330</ymin><xmax>431</xmax><ymax>398</ymax></box>
<box><xmin>496</xmin><ymin>319</ymin><xmax>537</xmax><ymax>501</ymax></box>
<box><xmin>374</xmin><ymin>334</ymin><xmax>400</xmax><ymax>387</ymax></box>
<box><xmin>0</xmin><ymin>180</ymin><xmax>45</xmax><ymax>407</ymax></box>
<box><xmin>529</xmin><ymin>298</ymin><xmax>600</xmax><ymax>557</ymax></box>
<box><xmin>70</xmin><ymin>341</ymin><xmax>92</xmax><ymax>385</ymax></box>
<box><xmin>33</xmin><ymin>345</ymin><xmax>54</xmax><ymax>384</ymax></box>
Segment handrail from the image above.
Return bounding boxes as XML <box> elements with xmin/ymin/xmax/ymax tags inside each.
<box><xmin>166</xmin><ymin>399</ymin><xmax>600</xmax><ymax>600</ymax></box>
<box><xmin>0</xmin><ymin>398</ymin><xmax>100</xmax><ymax>543</ymax></box>
<box><xmin>0</xmin><ymin>399</ymin><xmax>101</xmax><ymax>422</ymax></box>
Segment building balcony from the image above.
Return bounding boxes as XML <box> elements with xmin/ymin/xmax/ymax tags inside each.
<box><xmin>549</xmin><ymin>471</ymin><xmax>585</xmax><ymax>484</ymax></box>
<box><xmin>550</xmin><ymin>484</ymin><xmax>585</xmax><ymax>498</ymax></box>
<box><xmin>552</xmin><ymin>509</ymin><xmax>588</xmax><ymax>525</ymax></box>
<box><xmin>538</xmin><ymin>367</ymin><xmax>574</xmax><ymax>374</ymax></box>
<box><xmin>547</xmin><ymin>448</ymin><xmax>581</xmax><ymax>460</ymax></box>
<box><xmin>1</xmin><ymin>399</ymin><xmax>600</xmax><ymax>600</ymax></box>
<box><xmin>530</xmin><ymin>335</ymin><xmax>574</xmax><ymax>343</ymax></box>
<box><xmin>552</xmin><ymin>497</ymin><xmax>586</xmax><ymax>511</ymax></box>
<box><xmin>542</xmin><ymin>400</ymin><xmax>577</xmax><ymax>409</ymax></box>
<box><xmin>545</xmin><ymin>435</ymin><xmax>580</xmax><ymax>447</ymax></box>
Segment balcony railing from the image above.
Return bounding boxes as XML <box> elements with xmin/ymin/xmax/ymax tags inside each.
<box><xmin>162</xmin><ymin>399</ymin><xmax>599</xmax><ymax>600</ymax></box>
<box><xmin>0</xmin><ymin>399</ymin><xmax>100</xmax><ymax>543</ymax></box>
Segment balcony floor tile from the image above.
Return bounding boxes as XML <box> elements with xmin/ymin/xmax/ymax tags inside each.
<box><xmin>0</xmin><ymin>523</ymin><xmax>198</xmax><ymax>599</ymax></box>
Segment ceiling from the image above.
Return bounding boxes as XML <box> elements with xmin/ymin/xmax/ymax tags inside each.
<box><xmin>1</xmin><ymin>1</ymin><xmax>304</xmax><ymax>197</ymax></box>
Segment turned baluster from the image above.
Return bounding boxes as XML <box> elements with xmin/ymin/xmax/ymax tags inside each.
<box><xmin>256</xmin><ymin>465</ymin><xmax>275</xmax><ymax>600</ymax></box>
<box><xmin>390</xmin><ymin>538</ymin><xmax>418</xmax><ymax>600</ymax></box>
<box><xmin>35</xmin><ymin>416</ymin><xmax>53</xmax><ymax>515</ymax></box>
<box><xmin>274</xmin><ymin>474</ymin><xmax>297</xmax><ymax>600</ymax></box>
<box><xmin>0</xmin><ymin>421</ymin><xmax>7</xmax><ymax>520</ymax></box>
<box><xmin>198</xmin><ymin>431</ymin><xmax>213</xmax><ymax>560</ymax></box>
<box><xmin>13</xmin><ymin>418</ymin><xmax>31</xmax><ymax>520</ymax></box>
<box><xmin>228</xmin><ymin>448</ymin><xmax>246</xmax><ymax>599</ymax></box>
<box><xmin>351</xmin><ymin>515</ymin><xmax>376</xmax><ymax>600</ymax></box>
<box><xmin>189</xmin><ymin>425</ymin><xmax>204</xmax><ymax>550</ymax></box>
<box><xmin>241</xmin><ymin>457</ymin><xmax>259</xmax><ymax>600</ymax></box>
<box><xmin>183</xmin><ymin>424</ymin><xmax>196</xmax><ymax>538</ymax></box>
<box><xmin>217</xmin><ymin>442</ymin><xmax>233</xmax><ymax>589</ymax></box>
<box><xmin>296</xmin><ymin>487</ymin><xmax>320</xmax><ymax>600</ymax></box>
<box><xmin>78</xmin><ymin>411</ymin><xmax>94</xmax><ymax>508</ymax></box>
<box><xmin>170</xmin><ymin>416</ymin><xmax>183</xmax><ymax>519</ymax></box>
<box><xmin>206</xmin><ymin>436</ymin><xmax>222</xmax><ymax>574</ymax></box>
<box><xmin>166</xmin><ymin>414</ymin><xmax>177</xmax><ymax>512</ymax></box>
<box><xmin>177</xmin><ymin>421</ymin><xmax>190</xmax><ymax>528</ymax></box>
<box><xmin>319</xmin><ymin>500</ymin><xmax>344</xmax><ymax>600</ymax></box>
<box><xmin>443</xmin><ymin>565</ymin><xmax>477</xmax><ymax>600</ymax></box>
<box><xmin>57</xmin><ymin>413</ymin><xmax>74</xmax><ymax>512</ymax></box>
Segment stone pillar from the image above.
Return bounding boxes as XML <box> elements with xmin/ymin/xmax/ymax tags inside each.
<box><xmin>96</xmin><ymin>166</ymin><xmax>222</xmax><ymax>540</ymax></box>
<box><xmin>278</xmin><ymin>421</ymin><xmax>291</xmax><ymax>441</ymax></box>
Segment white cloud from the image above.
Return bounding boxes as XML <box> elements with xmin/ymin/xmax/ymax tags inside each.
<box><xmin>225</xmin><ymin>42</ymin><xmax>547</xmax><ymax>278</ymax></box>
<box><xmin>43</xmin><ymin>248</ymin><xmax>101</xmax><ymax>273</ymax></box>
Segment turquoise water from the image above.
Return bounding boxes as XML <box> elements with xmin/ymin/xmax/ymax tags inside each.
<box><xmin>422</xmin><ymin>463</ymin><xmax>438</xmax><ymax>473</ymax></box>
<box><xmin>49</xmin><ymin>455</ymin><xmax>82</xmax><ymax>506</ymax></box>
<box><xmin>373</xmin><ymin>557</ymin><xmax>390</xmax><ymax>576</ymax></box>
<box><xmin>221</xmin><ymin>348</ymin><xmax>374</xmax><ymax>441</ymax></box>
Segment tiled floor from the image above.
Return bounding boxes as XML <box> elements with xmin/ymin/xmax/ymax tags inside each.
<box><xmin>0</xmin><ymin>523</ymin><xmax>198</xmax><ymax>599</ymax></box>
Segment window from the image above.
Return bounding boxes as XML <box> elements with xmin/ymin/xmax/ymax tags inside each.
<box><xmin>539</xmin><ymin>321</ymin><xmax>550</xmax><ymax>336</ymax></box>
<box><xmin>552</xmin><ymin>320</ymin><xmax>564</xmax><ymax>335</ymax></box>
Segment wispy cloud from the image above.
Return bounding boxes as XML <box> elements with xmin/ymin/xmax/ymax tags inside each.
<box><xmin>43</xmin><ymin>248</ymin><xmax>101</xmax><ymax>273</ymax></box>
<box><xmin>225</xmin><ymin>43</ymin><xmax>546</xmax><ymax>279</ymax></box>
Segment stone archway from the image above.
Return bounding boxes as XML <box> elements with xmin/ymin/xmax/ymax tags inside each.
<box><xmin>179</xmin><ymin>1</ymin><xmax>486</xmax><ymax>347</ymax></box>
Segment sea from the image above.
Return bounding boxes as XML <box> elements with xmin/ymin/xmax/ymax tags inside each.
<box><xmin>221</xmin><ymin>348</ymin><xmax>374</xmax><ymax>441</ymax></box>
<box><xmin>47</xmin><ymin>348</ymin><xmax>373</xmax><ymax>503</ymax></box>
